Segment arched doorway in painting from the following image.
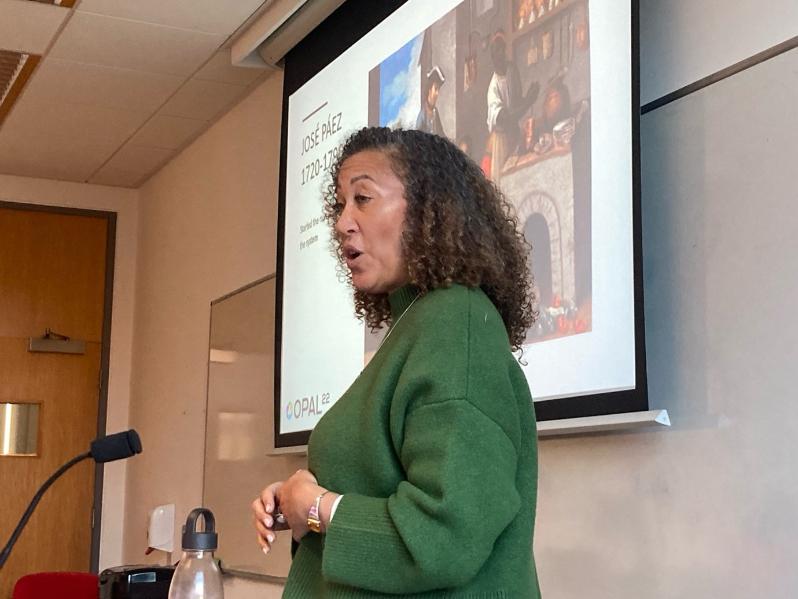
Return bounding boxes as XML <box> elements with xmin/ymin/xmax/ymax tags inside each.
<box><xmin>524</xmin><ymin>212</ymin><xmax>552</xmax><ymax>308</ymax></box>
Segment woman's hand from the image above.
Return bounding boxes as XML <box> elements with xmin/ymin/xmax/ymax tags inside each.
<box><xmin>275</xmin><ymin>469</ymin><xmax>327</xmax><ymax>541</ymax></box>
<box><xmin>253</xmin><ymin>470</ymin><xmax>334</xmax><ymax>550</ymax></box>
<box><xmin>251</xmin><ymin>480</ymin><xmax>284</xmax><ymax>554</ymax></box>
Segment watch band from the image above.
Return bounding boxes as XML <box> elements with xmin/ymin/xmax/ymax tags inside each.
<box><xmin>307</xmin><ymin>490</ymin><xmax>330</xmax><ymax>534</ymax></box>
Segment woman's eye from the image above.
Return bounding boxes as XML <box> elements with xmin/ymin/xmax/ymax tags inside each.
<box><xmin>354</xmin><ymin>194</ymin><xmax>370</xmax><ymax>204</ymax></box>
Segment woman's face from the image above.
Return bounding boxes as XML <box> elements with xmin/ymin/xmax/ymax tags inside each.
<box><xmin>334</xmin><ymin>150</ymin><xmax>409</xmax><ymax>295</ymax></box>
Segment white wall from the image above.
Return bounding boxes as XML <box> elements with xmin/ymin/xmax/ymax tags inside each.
<box><xmin>0</xmin><ymin>174</ymin><xmax>138</xmax><ymax>569</ymax></box>
<box><xmin>534</xmin><ymin>45</ymin><xmax>798</xmax><ymax>599</ymax></box>
<box><xmin>124</xmin><ymin>70</ymin><xmax>297</xmax><ymax>598</ymax></box>
<box><xmin>639</xmin><ymin>0</ymin><xmax>798</xmax><ymax>104</ymax></box>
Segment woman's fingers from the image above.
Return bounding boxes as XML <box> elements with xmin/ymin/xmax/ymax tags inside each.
<box><xmin>252</xmin><ymin>482</ymin><xmax>284</xmax><ymax>555</ymax></box>
<box><xmin>260</xmin><ymin>485</ymin><xmax>279</xmax><ymax>514</ymax></box>
<box><xmin>256</xmin><ymin>531</ymin><xmax>276</xmax><ymax>554</ymax></box>
<box><xmin>251</xmin><ymin>497</ymin><xmax>265</xmax><ymax>518</ymax></box>
<box><xmin>253</xmin><ymin>482</ymin><xmax>282</xmax><ymax>520</ymax></box>
<box><xmin>254</xmin><ymin>516</ymin><xmax>276</xmax><ymax>554</ymax></box>
<box><xmin>254</xmin><ymin>515</ymin><xmax>272</xmax><ymax>537</ymax></box>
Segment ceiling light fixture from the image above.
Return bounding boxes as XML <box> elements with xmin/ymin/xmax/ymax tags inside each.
<box><xmin>231</xmin><ymin>0</ymin><xmax>346</xmax><ymax>69</ymax></box>
<box><xmin>0</xmin><ymin>50</ymin><xmax>41</xmax><ymax>127</ymax></box>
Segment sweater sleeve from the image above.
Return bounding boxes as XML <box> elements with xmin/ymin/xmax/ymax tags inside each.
<box><xmin>321</xmin><ymin>398</ymin><xmax>521</xmax><ymax>594</ymax></box>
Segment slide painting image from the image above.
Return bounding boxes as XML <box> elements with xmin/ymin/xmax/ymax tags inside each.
<box><xmin>368</xmin><ymin>0</ymin><xmax>593</xmax><ymax>348</ymax></box>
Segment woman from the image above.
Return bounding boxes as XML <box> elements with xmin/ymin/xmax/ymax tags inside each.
<box><xmin>252</xmin><ymin>127</ymin><xmax>541</xmax><ymax>597</ymax></box>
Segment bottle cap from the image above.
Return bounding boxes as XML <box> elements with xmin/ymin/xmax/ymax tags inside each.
<box><xmin>181</xmin><ymin>507</ymin><xmax>218</xmax><ymax>551</ymax></box>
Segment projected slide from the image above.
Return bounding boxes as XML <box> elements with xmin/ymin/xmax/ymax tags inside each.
<box><xmin>280</xmin><ymin>0</ymin><xmax>636</xmax><ymax>438</ymax></box>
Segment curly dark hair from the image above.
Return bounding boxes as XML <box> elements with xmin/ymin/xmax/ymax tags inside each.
<box><xmin>323</xmin><ymin>127</ymin><xmax>536</xmax><ymax>351</ymax></box>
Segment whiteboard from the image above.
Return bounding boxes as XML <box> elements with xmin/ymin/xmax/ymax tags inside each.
<box><xmin>202</xmin><ymin>275</ymin><xmax>306</xmax><ymax>579</ymax></box>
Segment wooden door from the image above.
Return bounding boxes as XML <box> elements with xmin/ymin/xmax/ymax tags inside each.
<box><xmin>0</xmin><ymin>206</ymin><xmax>108</xmax><ymax>598</ymax></box>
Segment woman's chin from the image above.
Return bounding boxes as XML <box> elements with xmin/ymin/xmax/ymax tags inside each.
<box><xmin>351</xmin><ymin>269</ymin><xmax>408</xmax><ymax>295</ymax></box>
<box><xmin>353</xmin><ymin>276</ymin><xmax>388</xmax><ymax>295</ymax></box>
<box><xmin>351</xmin><ymin>275</ymin><xmax>373</xmax><ymax>293</ymax></box>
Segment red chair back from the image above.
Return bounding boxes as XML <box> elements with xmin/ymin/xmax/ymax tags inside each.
<box><xmin>13</xmin><ymin>572</ymin><xmax>99</xmax><ymax>599</ymax></box>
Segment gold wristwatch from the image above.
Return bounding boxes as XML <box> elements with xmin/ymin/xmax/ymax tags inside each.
<box><xmin>307</xmin><ymin>491</ymin><xmax>329</xmax><ymax>533</ymax></box>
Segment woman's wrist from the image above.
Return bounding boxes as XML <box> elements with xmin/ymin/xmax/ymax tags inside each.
<box><xmin>319</xmin><ymin>491</ymin><xmax>341</xmax><ymax>533</ymax></box>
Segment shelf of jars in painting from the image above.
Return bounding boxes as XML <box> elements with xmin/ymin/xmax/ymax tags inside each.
<box><xmin>513</xmin><ymin>0</ymin><xmax>584</xmax><ymax>37</ymax></box>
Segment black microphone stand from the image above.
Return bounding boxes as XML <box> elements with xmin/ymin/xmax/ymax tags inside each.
<box><xmin>0</xmin><ymin>451</ymin><xmax>91</xmax><ymax>569</ymax></box>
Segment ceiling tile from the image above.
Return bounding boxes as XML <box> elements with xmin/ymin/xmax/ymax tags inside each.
<box><xmin>160</xmin><ymin>78</ymin><xmax>248</xmax><ymax>121</ymax></box>
<box><xmin>0</xmin><ymin>95</ymin><xmax>149</xmax><ymax>147</ymax></box>
<box><xmin>0</xmin><ymin>0</ymin><xmax>68</xmax><ymax>55</ymax></box>
<box><xmin>49</xmin><ymin>11</ymin><xmax>227</xmax><ymax>77</ymax></box>
<box><xmin>77</xmin><ymin>0</ymin><xmax>268</xmax><ymax>36</ymax></box>
<box><xmin>128</xmin><ymin>114</ymin><xmax>206</xmax><ymax>149</ymax></box>
<box><xmin>0</xmin><ymin>131</ymin><xmax>115</xmax><ymax>182</ymax></box>
<box><xmin>194</xmin><ymin>49</ymin><xmax>265</xmax><ymax>85</ymax></box>
<box><xmin>88</xmin><ymin>165</ymin><xmax>146</xmax><ymax>188</ymax></box>
<box><xmin>102</xmin><ymin>143</ymin><xmax>174</xmax><ymax>174</ymax></box>
<box><xmin>21</xmin><ymin>58</ymin><xmax>183</xmax><ymax>113</ymax></box>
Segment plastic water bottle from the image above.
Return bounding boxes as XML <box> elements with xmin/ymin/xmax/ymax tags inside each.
<box><xmin>168</xmin><ymin>508</ymin><xmax>224</xmax><ymax>599</ymax></box>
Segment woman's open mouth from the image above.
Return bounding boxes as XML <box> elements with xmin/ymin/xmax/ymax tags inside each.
<box><xmin>344</xmin><ymin>246</ymin><xmax>363</xmax><ymax>267</ymax></box>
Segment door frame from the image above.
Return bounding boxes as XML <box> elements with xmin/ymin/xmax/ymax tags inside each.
<box><xmin>0</xmin><ymin>200</ymin><xmax>116</xmax><ymax>573</ymax></box>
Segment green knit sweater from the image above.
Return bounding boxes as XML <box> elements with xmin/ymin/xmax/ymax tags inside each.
<box><xmin>283</xmin><ymin>284</ymin><xmax>540</xmax><ymax>598</ymax></box>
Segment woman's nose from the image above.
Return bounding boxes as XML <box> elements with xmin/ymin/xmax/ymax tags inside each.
<box><xmin>335</xmin><ymin>204</ymin><xmax>357</xmax><ymax>235</ymax></box>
